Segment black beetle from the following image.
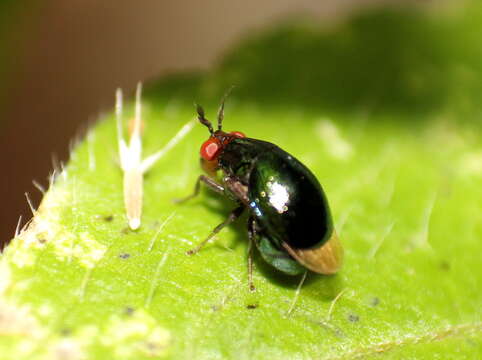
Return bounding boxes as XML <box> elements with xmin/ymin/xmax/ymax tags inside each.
<box><xmin>179</xmin><ymin>96</ymin><xmax>343</xmax><ymax>290</ymax></box>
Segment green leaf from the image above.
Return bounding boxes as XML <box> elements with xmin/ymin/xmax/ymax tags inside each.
<box><xmin>1</xmin><ymin>4</ymin><xmax>481</xmax><ymax>359</ymax></box>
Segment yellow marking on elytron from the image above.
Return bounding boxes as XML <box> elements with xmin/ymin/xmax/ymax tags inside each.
<box><xmin>283</xmin><ymin>230</ymin><xmax>343</xmax><ymax>275</ymax></box>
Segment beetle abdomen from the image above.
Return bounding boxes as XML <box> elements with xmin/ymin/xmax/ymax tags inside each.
<box><xmin>255</xmin><ymin>232</ymin><xmax>306</xmax><ymax>275</ymax></box>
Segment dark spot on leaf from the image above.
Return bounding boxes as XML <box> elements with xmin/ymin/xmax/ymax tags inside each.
<box><xmin>145</xmin><ymin>341</ymin><xmax>166</xmax><ymax>354</ymax></box>
<box><xmin>150</xmin><ymin>221</ymin><xmax>161</xmax><ymax>229</ymax></box>
<box><xmin>94</xmin><ymin>214</ymin><xmax>114</xmax><ymax>222</ymax></box>
<box><xmin>35</xmin><ymin>231</ymin><xmax>48</xmax><ymax>244</ymax></box>
<box><xmin>348</xmin><ymin>314</ymin><xmax>359</xmax><ymax>322</ymax></box>
<box><xmin>119</xmin><ymin>253</ymin><xmax>130</xmax><ymax>259</ymax></box>
<box><xmin>124</xmin><ymin>307</ymin><xmax>135</xmax><ymax>316</ymax></box>
<box><xmin>246</xmin><ymin>303</ymin><xmax>259</xmax><ymax>309</ymax></box>
<box><xmin>466</xmin><ymin>338</ymin><xmax>478</xmax><ymax>347</ymax></box>
<box><xmin>121</xmin><ymin>227</ymin><xmax>131</xmax><ymax>235</ymax></box>
<box><xmin>440</xmin><ymin>261</ymin><xmax>450</xmax><ymax>271</ymax></box>
<box><xmin>60</xmin><ymin>328</ymin><xmax>72</xmax><ymax>336</ymax></box>
<box><xmin>371</xmin><ymin>297</ymin><xmax>380</xmax><ymax>306</ymax></box>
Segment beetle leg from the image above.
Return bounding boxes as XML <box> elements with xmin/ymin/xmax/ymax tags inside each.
<box><xmin>247</xmin><ymin>217</ymin><xmax>257</xmax><ymax>292</ymax></box>
<box><xmin>186</xmin><ymin>205</ymin><xmax>244</xmax><ymax>255</ymax></box>
<box><xmin>174</xmin><ymin>175</ymin><xmax>224</xmax><ymax>203</ymax></box>
<box><xmin>223</xmin><ymin>176</ymin><xmax>250</xmax><ymax>205</ymax></box>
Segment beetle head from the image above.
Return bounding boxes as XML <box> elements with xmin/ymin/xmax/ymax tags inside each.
<box><xmin>197</xmin><ymin>92</ymin><xmax>245</xmax><ymax>167</ymax></box>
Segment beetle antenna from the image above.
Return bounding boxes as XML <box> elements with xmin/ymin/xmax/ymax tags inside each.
<box><xmin>217</xmin><ymin>85</ymin><xmax>235</xmax><ymax>131</ymax></box>
<box><xmin>196</xmin><ymin>103</ymin><xmax>213</xmax><ymax>134</ymax></box>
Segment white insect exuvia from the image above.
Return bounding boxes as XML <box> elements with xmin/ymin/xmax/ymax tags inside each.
<box><xmin>116</xmin><ymin>83</ymin><xmax>195</xmax><ymax>230</ymax></box>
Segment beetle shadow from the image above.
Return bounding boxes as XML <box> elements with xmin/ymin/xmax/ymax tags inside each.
<box><xmin>200</xmin><ymin>192</ymin><xmax>344</xmax><ymax>300</ymax></box>
<box><xmin>253</xmin><ymin>252</ymin><xmax>345</xmax><ymax>301</ymax></box>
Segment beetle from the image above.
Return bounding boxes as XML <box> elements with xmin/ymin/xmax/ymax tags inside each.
<box><xmin>179</xmin><ymin>96</ymin><xmax>343</xmax><ymax>290</ymax></box>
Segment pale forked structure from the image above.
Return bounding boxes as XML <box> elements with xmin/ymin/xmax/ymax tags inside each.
<box><xmin>116</xmin><ymin>83</ymin><xmax>195</xmax><ymax>230</ymax></box>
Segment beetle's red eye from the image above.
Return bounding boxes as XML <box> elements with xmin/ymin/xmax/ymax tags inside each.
<box><xmin>200</xmin><ymin>138</ymin><xmax>221</xmax><ymax>161</ymax></box>
<box><xmin>230</xmin><ymin>131</ymin><xmax>246</xmax><ymax>138</ymax></box>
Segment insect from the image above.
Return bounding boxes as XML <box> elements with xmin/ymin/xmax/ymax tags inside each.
<box><xmin>179</xmin><ymin>96</ymin><xmax>343</xmax><ymax>290</ymax></box>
